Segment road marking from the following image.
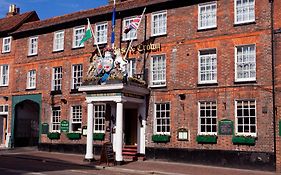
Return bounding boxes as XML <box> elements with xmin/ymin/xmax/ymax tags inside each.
<box><xmin>26</xmin><ymin>173</ymin><xmax>46</xmax><ymax>175</ymax></box>
<box><xmin>70</xmin><ymin>169</ymin><xmax>91</xmax><ymax>174</ymax></box>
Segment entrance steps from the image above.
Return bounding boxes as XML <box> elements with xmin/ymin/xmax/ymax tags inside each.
<box><xmin>122</xmin><ymin>145</ymin><xmax>145</xmax><ymax>161</ymax></box>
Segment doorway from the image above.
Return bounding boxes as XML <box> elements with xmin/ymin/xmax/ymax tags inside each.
<box><xmin>14</xmin><ymin>100</ymin><xmax>39</xmax><ymax>147</ymax></box>
<box><xmin>124</xmin><ymin>109</ymin><xmax>138</xmax><ymax>145</ymax></box>
<box><xmin>0</xmin><ymin>115</ymin><xmax>7</xmax><ymax>146</ymax></box>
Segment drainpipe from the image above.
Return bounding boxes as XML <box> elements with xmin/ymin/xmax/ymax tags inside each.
<box><xmin>269</xmin><ymin>0</ymin><xmax>276</xmax><ymax>165</ymax></box>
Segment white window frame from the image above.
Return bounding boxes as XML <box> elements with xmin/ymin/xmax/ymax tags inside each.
<box><xmin>150</xmin><ymin>54</ymin><xmax>166</xmax><ymax>87</ymax></box>
<box><xmin>26</xmin><ymin>70</ymin><xmax>36</xmax><ymax>89</ymax></box>
<box><xmin>95</xmin><ymin>22</ymin><xmax>108</xmax><ymax>45</ymax></box>
<box><xmin>73</xmin><ymin>26</ymin><xmax>85</xmax><ymax>48</ymax></box>
<box><xmin>28</xmin><ymin>36</ymin><xmax>38</xmax><ymax>56</ymax></box>
<box><xmin>70</xmin><ymin>105</ymin><xmax>82</xmax><ymax>133</ymax></box>
<box><xmin>235</xmin><ymin>44</ymin><xmax>256</xmax><ymax>82</ymax></box>
<box><xmin>52</xmin><ymin>66</ymin><xmax>62</xmax><ymax>91</ymax></box>
<box><xmin>51</xmin><ymin>106</ymin><xmax>61</xmax><ymax>133</ymax></box>
<box><xmin>93</xmin><ymin>104</ymin><xmax>106</xmax><ymax>133</ymax></box>
<box><xmin>198</xmin><ymin>101</ymin><xmax>217</xmax><ymax>135</ymax></box>
<box><xmin>154</xmin><ymin>102</ymin><xmax>170</xmax><ymax>135</ymax></box>
<box><xmin>235</xmin><ymin>100</ymin><xmax>257</xmax><ymax>137</ymax></box>
<box><xmin>0</xmin><ymin>65</ymin><xmax>9</xmax><ymax>86</ymax></box>
<box><xmin>198</xmin><ymin>49</ymin><xmax>217</xmax><ymax>84</ymax></box>
<box><xmin>53</xmin><ymin>30</ymin><xmax>64</xmax><ymax>52</ymax></box>
<box><xmin>126</xmin><ymin>58</ymin><xmax>136</xmax><ymax>77</ymax></box>
<box><xmin>234</xmin><ymin>0</ymin><xmax>255</xmax><ymax>24</ymax></box>
<box><xmin>151</xmin><ymin>10</ymin><xmax>167</xmax><ymax>37</ymax></box>
<box><xmin>122</xmin><ymin>17</ymin><xmax>137</xmax><ymax>41</ymax></box>
<box><xmin>0</xmin><ymin>105</ymin><xmax>8</xmax><ymax>114</ymax></box>
<box><xmin>72</xmin><ymin>64</ymin><xmax>83</xmax><ymax>90</ymax></box>
<box><xmin>2</xmin><ymin>36</ymin><xmax>12</xmax><ymax>53</ymax></box>
<box><xmin>198</xmin><ymin>2</ymin><xmax>217</xmax><ymax>30</ymax></box>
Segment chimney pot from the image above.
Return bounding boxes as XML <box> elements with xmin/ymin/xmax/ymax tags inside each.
<box><xmin>6</xmin><ymin>4</ymin><xmax>20</xmax><ymax>17</ymax></box>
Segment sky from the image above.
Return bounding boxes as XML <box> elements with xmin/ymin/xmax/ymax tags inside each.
<box><xmin>0</xmin><ymin>0</ymin><xmax>108</xmax><ymax>19</ymax></box>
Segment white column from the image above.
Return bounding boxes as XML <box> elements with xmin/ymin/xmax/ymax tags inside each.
<box><xmin>115</xmin><ymin>101</ymin><xmax>123</xmax><ymax>163</ymax></box>
<box><xmin>110</xmin><ymin>104</ymin><xmax>116</xmax><ymax>152</ymax></box>
<box><xmin>85</xmin><ymin>102</ymin><xmax>94</xmax><ymax>160</ymax></box>
<box><xmin>137</xmin><ymin>103</ymin><xmax>146</xmax><ymax>154</ymax></box>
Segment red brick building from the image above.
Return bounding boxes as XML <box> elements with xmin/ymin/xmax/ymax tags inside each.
<box><xmin>1</xmin><ymin>0</ymin><xmax>281</xmax><ymax>171</ymax></box>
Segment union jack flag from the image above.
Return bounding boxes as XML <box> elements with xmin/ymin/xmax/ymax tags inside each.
<box><xmin>124</xmin><ymin>15</ymin><xmax>141</xmax><ymax>34</ymax></box>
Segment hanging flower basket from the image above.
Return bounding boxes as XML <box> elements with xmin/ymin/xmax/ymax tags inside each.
<box><xmin>152</xmin><ymin>134</ymin><xmax>170</xmax><ymax>143</ymax></box>
<box><xmin>196</xmin><ymin>135</ymin><xmax>217</xmax><ymax>144</ymax></box>
<box><xmin>93</xmin><ymin>133</ymin><xmax>105</xmax><ymax>140</ymax></box>
<box><xmin>47</xmin><ymin>132</ymin><xmax>60</xmax><ymax>140</ymax></box>
<box><xmin>232</xmin><ymin>136</ymin><xmax>256</xmax><ymax>145</ymax></box>
<box><xmin>67</xmin><ymin>133</ymin><xmax>81</xmax><ymax>140</ymax></box>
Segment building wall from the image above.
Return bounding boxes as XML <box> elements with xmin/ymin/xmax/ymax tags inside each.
<box><xmin>0</xmin><ymin>0</ymin><xmax>277</xmax><ymax>169</ymax></box>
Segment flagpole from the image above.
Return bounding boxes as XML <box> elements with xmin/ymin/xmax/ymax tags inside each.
<box><xmin>88</xmin><ymin>18</ymin><xmax>102</xmax><ymax>56</ymax></box>
<box><xmin>111</xmin><ymin>0</ymin><xmax>116</xmax><ymax>49</ymax></box>
<box><xmin>124</xmin><ymin>7</ymin><xmax>146</xmax><ymax>60</ymax></box>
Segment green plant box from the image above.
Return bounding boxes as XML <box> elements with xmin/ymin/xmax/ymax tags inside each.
<box><xmin>152</xmin><ymin>134</ymin><xmax>170</xmax><ymax>143</ymax></box>
<box><xmin>232</xmin><ymin>136</ymin><xmax>256</xmax><ymax>145</ymax></box>
<box><xmin>93</xmin><ymin>133</ymin><xmax>105</xmax><ymax>140</ymax></box>
<box><xmin>196</xmin><ymin>135</ymin><xmax>217</xmax><ymax>144</ymax></box>
<box><xmin>67</xmin><ymin>133</ymin><xmax>81</xmax><ymax>140</ymax></box>
<box><xmin>47</xmin><ymin>132</ymin><xmax>60</xmax><ymax>140</ymax></box>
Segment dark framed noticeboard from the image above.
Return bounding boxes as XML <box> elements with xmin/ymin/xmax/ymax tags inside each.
<box><xmin>218</xmin><ymin>119</ymin><xmax>233</xmax><ymax>135</ymax></box>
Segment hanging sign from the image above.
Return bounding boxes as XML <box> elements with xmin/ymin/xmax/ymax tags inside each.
<box><xmin>60</xmin><ymin>120</ymin><xmax>69</xmax><ymax>133</ymax></box>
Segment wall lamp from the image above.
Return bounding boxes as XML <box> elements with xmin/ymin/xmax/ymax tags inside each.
<box><xmin>61</xmin><ymin>99</ymin><xmax>67</xmax><ymax>104</ymax></box>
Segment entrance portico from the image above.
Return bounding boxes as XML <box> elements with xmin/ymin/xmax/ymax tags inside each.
<box><xmin>79</xmin><ymin>83</ymin><xmax>149</xmax><ymax>164</ymax></box>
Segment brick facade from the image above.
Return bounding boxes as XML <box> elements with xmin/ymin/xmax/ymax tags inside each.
<box><xmin>1</xmin><ymin>0</ymin><xmax>281</xmax><ymax>171</ymax></box>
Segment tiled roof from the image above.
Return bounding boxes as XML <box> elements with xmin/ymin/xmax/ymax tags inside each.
<box><xmin>0</xmin><ymin>11</ymin><xmax>38</xmax><ymax>33</ymax></box>
<box><xmin>13</xmin><ymin>0</ymin><xmax>170</xmax><ymax>34</ymax></box>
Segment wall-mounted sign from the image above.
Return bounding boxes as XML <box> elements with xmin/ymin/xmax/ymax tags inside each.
<box><xmin>218</xmin><ymin>119</ymin><xmax>233</xmax><ymax>135</ymax></box>
<box><xmin>60</xmin><ymin>120</ymin><xmax>69</xmax><ymax>133</ymax></box>
<box><xmin>41</xmin><ymin>123</ymin><xmax>49</xmax><ymax>134</ymax></box>
<box><xmin>116</xmin><ymin>43</ymin><xmax>161</xmax><ymax>55</ymax></box>
<box><xmin>177</xmin><ymin>128</ymin><xmax>189</xmax><ymax>141</ymax></box>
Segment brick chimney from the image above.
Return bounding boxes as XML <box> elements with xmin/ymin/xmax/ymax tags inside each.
<box><xmin>108</xmin><ymin>0</ymin><xmax>128</xmax><ymax>4</ymax></box>
<box><xmin>6</xmin><ymin>4</ymin><xmax>20</xmax><ymax>17</ymax></box>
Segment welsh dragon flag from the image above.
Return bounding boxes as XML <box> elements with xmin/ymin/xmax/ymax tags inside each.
<box><xmin>79</xmin><ymin>19</ymin><xmax>92</xmax><ymax>46</ymax></box>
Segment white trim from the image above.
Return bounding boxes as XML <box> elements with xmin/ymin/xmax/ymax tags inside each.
<box><xmin>51</xmin><ymin>106</ymin><xmax>61</xmax><ymax>133</ymax></box>
<box><xmin>93</xmin><ymin>103</ymin><xmax>106</xmax><ymax>133</ymax></box>
<box><xmin>154</xmin><ymin>102</ymin><xmax>171</xmax><ymax>135</ymax></box>
<box><xmin>198</xmin><ymin>48</ymin><xmax>217</xmax><ymax>84</ymax></box>
<box><xmin>26</xmin><ymin>69</ymin><xmax>36</xmax><ymax>89</ymax></box>
<box><xmin>2</xmin><ymin>36</ymin><xmax>12</xmax><ymax>53</ymax></box>
<box><xmin>122</xmin><ymin>16</ymin><xmax>138</xmax><ymax>41</ymax></box>
<box><xmin>70</xmin><ymin>105</ymin><xmax>82</xmax><ymax>133</ymax></box>
<box><xmin>95</xmin><ymin>22</ymin><xmax>108</xmax><ymax>45</ymax></box>
<box><xmin>197</xmin><ymin>101</ymin><xmax>217</xmax><ymax>135</ymax></box>
<box><xmin>53</xmin><ymin>30</ymin><xmax>64</xmax><ymax>52</ymax></box>
<box><xmin>151</xmin><ymin>10</ymin><xmax>167</xmax><ymax>37</ymax></box>
<box><xmin>71</xmin><ymin>64</ymin><xmax>83</xmax><ymax>89</ymax></box>
<box><xmin>150</xmin><ymin>54</ymin><xmax>166</xmax><ymax>87</ymax></box>
<box><xmin>28</xmin><ymin>36</ymin><xmax>38</xmax><ymax>56</ymax></box>
<box><xmin>198</xmin><ymin>1</ymin><xmax>217</xmax><ymax>30</ymax></box>
<box><xmin>51</xmin><ymin>66</ymin><xmax>62</xmax><ymax>91</ymax></box>
<box><xmin>234</xmin><ymin>44</ymin><xmax>256</xmax><ymax>82</ymax></box>
<box><xmin>234</xmin><ymin>0</ymin><xmax>255</xmax><ymax>24</ymax></box>
<box><xmin>0</xmin><ymin>65</ymin><xmax>9</xmax><ymax>87</ymax></box>
<box><xmin>72</xmin><ymin>26</ymin><xmax>85</xmax><ymax>48</ymax></box>
<box><xmin>234</xmin><ymin>100</ymin><xmax>257</xmax><ymax>137</ymax></box>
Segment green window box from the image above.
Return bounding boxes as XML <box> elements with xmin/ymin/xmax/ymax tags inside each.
<box><xmin>196</xmin><ymin>135</ymin><xmax>217</xmax><ymax>144</ymax></box>
<box><xmin>152</xmin><ymin>134</ymin><xmax>170</xmax><ymax>143</ymax></box>
<box><xmin>232</xmin><ymin>136</ymin><xmax>256</xmax><ymax>145</ymax></box>
<box><xmin>67</xmin><ymin>133</ymin><xmax>81</xmax><ymax>140</ymax></box>
<box><xmin>47</xmin><ymin>132</ymin><xmax>60</xmax><ymax>140</ymax></box>
<box><xmin>93</xmin><ymin>133</ymin><xmax>105</xmax><ymax>140</ymax></box>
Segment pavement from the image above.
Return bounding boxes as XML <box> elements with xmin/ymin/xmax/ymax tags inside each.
<box><xmin>0</xmin><ymin>147</ymin><xmax>280</xmax><ymax>175</ymax></box>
